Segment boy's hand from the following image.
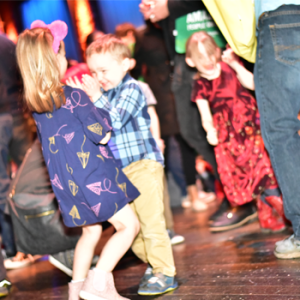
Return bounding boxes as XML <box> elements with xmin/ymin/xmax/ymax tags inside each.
<box><xmin>206</xmin><ymin>128</ymin><xmax>218</xmax><ymax>146</ymax></box>
<box><xmin>221</xmin><ymin>48</ymin><xmax>239</xmax><ymax>68</ymax></box>
<box><xmin>156</xmin><ymin>138</ymin><xmax>165</xmax><ymax>154</ymax></box>
<box><xmin>82</xmin><ymin>74</ymin><xmax>102</xmax><ymax>103</ymax></box>
<box><xmin>66</xmin><ymin>76</ymin><xmax>84</xmax><ymax>90</ymax></box>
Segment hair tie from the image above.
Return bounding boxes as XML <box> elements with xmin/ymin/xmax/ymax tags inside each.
<box><xmin>30</xmin><ymin>20</ymin><xmax>68</xmax><ymax>53</ymax></box>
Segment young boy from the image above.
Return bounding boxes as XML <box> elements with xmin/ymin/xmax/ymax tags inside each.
<box><xmin>67</xmin><ymin>34</ymin><xmax>177</xmax><ymax>296</ymax></box>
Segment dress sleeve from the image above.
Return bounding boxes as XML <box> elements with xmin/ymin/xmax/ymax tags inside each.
<box><xmin>191</xmin><ymin>79</ymin><xmax>211</xmax><ymax>102</ymax></box>
<box><xmin>71</xmin><ymin>88</ymin><xmax>112</xmax><ymax>144</ymax></box>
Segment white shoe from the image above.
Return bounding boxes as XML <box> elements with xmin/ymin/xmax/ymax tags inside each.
<box><xmin>181</xmin><ymin>196</ymin><xmax>192</xmax><ymax>208</ymax></box>
<box><xmin>198</xmin><ymin>191</ymin><xmax>216</xmax><ymax>203</ymax></box>
<box><xmin>192</xmin><ymin>199</ymin><xmax>208</xmax><ymax>212</ymax></box>
<box><xmin>167</xmin><ymin>229</ymin><xmax>185</xmax><ymax>245</ymax></box>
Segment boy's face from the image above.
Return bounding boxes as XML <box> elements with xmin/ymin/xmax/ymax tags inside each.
<box><xmin>87</xmin><ymin>52</ymin><xmax>129</xmax><ymax>91</ymax></box>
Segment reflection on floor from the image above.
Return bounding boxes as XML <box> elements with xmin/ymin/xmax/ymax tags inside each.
<box><xmin>5</xmin><ymin>202</ymin><xmax>300</xmax><ymax>300</ymax></box>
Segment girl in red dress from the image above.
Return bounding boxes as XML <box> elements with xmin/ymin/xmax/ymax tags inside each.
<box><xmin>185</xmin><ymin>31</ymin><xmax>286</xmax><ymax>233</ymax></box>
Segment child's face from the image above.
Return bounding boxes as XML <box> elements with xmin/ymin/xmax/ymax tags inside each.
<box><xmin>191</xmin><ymin>42</ymin><xmax>220</xmax><ymax>80</ymax></box>
<box><xmin>87</xmin><ymin>52</ymin><xmax>129</xmax><ymax>91</ymax></box>
<box><xmin>57</xmin><ymin>41</ymin><xmax>68</xmax><ymax>80</ymax></box>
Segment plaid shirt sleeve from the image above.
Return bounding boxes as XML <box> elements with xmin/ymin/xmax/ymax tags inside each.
<box><xmin>94</xmin><ymin>82</ymin><xmax>144</xmax><ymax>130</ymax></box>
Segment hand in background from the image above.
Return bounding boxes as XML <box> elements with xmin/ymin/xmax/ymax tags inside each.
<box><xmin>221</xmin><ymin>48</ymin><xmax>239</xmax><ymax>69</ymax></box>
<box><xmin>206</xmin><ymin>128</ymin><xmax>218</xmax><ymax>146</ymax></box>
<box><xmin>139</xmin><ymin>0</ymin><xmax>169</xmax><ymax>23</ymax></box>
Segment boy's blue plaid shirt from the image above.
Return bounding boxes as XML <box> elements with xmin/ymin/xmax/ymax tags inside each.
<box><xmin>94</xmin><ymin>73</ymin><xmax>164</xmax><ymax>169</ymax></box>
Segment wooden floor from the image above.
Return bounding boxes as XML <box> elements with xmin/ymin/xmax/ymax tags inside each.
<box><xmin>4</xmin><ymin>202</ymin><xmax>300</xmax><ymax>300</ymax></box>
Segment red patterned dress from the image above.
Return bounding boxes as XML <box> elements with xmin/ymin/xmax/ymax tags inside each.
<box><xmin>192</xmin><ymin>62</ymin><xmax>278</xmax><ymax>206</ymax></box>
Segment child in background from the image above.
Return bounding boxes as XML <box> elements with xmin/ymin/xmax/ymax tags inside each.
<box><xmin>16</xmin><ymin>21</ymin><xmax>140</xmax><ymax>300</ymax></box>
<box><xmin>67</xmin><ymin>34</ymin><xmax>178</xmax><ymax>296</ymax></box>
<box><xmin>185</xmin><ymin>31</ymin><xmax>286</xmax><ymax>233</ymax></box>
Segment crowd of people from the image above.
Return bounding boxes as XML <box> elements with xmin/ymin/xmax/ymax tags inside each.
<box><xmin>0</xmin><ymin>0</ymin><xmax>300</xmax><ymax>299</ymax></box>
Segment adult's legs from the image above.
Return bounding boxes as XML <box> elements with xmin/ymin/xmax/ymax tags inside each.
<box><xmin>0</xmin><ymin>114</ymin><xmax>15</xmax><ymax>257</ymax></box>
<box><xmin>254</xmin><ymin>5</ymin><xmax>300</xmax><ymax>238</ymax></box>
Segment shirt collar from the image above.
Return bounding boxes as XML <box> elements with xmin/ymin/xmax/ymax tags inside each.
<box><xmin>102</xmin><ymin>73</ymin><xmax>131</xmax><ymax>95</ymax></box>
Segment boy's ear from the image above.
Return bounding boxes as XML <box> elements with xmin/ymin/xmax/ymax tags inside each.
<box><xmin>122</xmin><ymin>57</ymin><xmax>131</xmax><ymax>72</ymax></box>
<box><xmin>129</xmin><ymin>58</ymin><xmax>136</xmax><ymax>71</ymax></box>
<box><xmin>185</xmin><ymin>57</ymin><xmax>195</xmax><ymax>68</ymax></box>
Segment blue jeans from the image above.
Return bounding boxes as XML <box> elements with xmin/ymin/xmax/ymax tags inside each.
<box><xmin>254</xmin><ymin>4</ymin><xmax>300</xmax><ymax>238</ymax></box>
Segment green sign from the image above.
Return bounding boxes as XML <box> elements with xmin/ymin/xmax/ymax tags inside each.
<box><xmin>175</xmin><ymin>9</ymin><xmax>226</xmax><ymax>54</ymax></box>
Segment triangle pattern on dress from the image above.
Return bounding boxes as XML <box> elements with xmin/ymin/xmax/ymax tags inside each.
<box><xmin>63</xmin><ymin>132</ymin><xmax>75</xmax><ymax>144</ymax></box>
<box><xmin>87</xmin><ymin>123</ymin><xmax>103</xmax><ymax>136</ymax></box>
<box><xmin>69</xmin><ymin>180</ymin><xmax>79</xmax><ymax>196</ymax></box>
<box><xmin>69</xmin><ymin>205</ymin><xmax>81</xmax><ymax>219</ymax></box>
<box><xmin>91</xmin><ymin>203</ymin><xmax>101</xmax><ymax>217</ymax></box>
<box><xmin>51</xmin><ymin>174</ymin><xmax>64</xmax><ymax>190</ymax></box>
<box><xmin>77</xmin><ymin>152</ymin><xmax>90</xmax><ymax>169</ymax></box>
<box><xmin>86</xmin><ymin>182</ymin><xmax>102</xmax><ymax>195</ymax></box>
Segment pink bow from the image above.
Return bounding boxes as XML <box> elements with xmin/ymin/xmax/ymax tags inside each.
<box><xmin>30</xmin><ymin>20</ymin><xmax>68</xmax><ymax>53</ymax></box>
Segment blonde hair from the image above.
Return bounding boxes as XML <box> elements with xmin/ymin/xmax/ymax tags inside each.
<box><xmin>86</xmin><ymin>34</ymin><xmax>131</xmax><ymax>61</ymax></box>
<box><xmin>16</xmin><ymin>27</ymin><xmax>65</xmax><ymax>113</ymax></box>
<box><xmin>186</xmin><ymin>31</ymin><xmax>221</xmax><ymax>62</ymax></box>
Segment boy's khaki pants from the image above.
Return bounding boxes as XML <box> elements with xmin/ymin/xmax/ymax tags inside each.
<box><xmin>123</xmin><ymin>159</ymin><xmax>176</xmax><ymax>277</ymax></box>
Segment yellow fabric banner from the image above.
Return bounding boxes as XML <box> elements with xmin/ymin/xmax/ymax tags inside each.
<box><xmin>203</xmin><ymin>0</ymin><xmax>257</xmax><ymax>63</ymax></box>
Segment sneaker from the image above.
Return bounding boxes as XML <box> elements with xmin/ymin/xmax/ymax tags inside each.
<box><xmin>198</xmin><ymin>191</ymin><xmax>216</xmax><ymax>203</ymax></box>
<box><xmin>138</xmin><ymin>264</ymin><xmax>153</xmax><ymax>288</ymax></box>
<box><xmin>274</xmin><ymin>235</ymin><xmax>300</xmax><ymax>259</ymax></box>
<box><xmin>0</xmin><ymin>280</ymin><xmax>11</xmax><ymax>298</ymax></box>
<box><xmin>49</xmin><ymin>249</ymin><xmax>74</xmax><ymax>277</ymax></box>
<box><xmin>49</xmin><ymin>250</ymin><xmax>99</xmax><ymax>277</ymax></box>
<box><xmin>167</xmin><ymin>229</ymin><xmax>185</xmax><ymax>245</ymax></box>
<box><xmin>137</xmin><ymin>273</ymin><xmax>178</xmax><ymax>295</ymax></box>
<box><xmin>181</xmin><ymin>196</ymin><xmax>191</xmax><ymax>208</ymax></box>
<box><xmin>192</xmin><ymin>199</ymin><xmax>208</xmax><ymax>212</ymax></box>
<box><xmin>4</xmin><ymin>252</ymin><xmax>42</xmax><ymax>270</ymax></box>
<box><xmin>209</xmin><ymin>201</ymin><xmax>257</xmax><ymax>232</ymax></box>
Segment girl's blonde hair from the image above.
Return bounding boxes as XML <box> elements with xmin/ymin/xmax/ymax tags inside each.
<box><xmin>186</xmin><ymin>31</ymin><xmax>221</xmax><ymax>62</ymax></box>
<box><xmin>86</xmin><ymin>34</ymin><xmax>131</xmax><ymax>61</ymax></box>
<box><xmin>16</xmin><ymin>27</ymin><xmax>65</xmax><ymax>113</ymax></box>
